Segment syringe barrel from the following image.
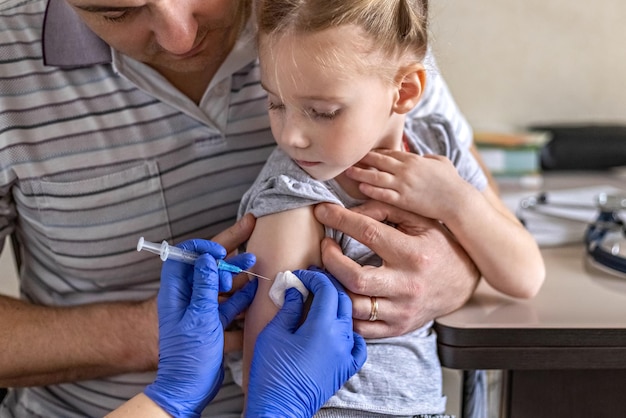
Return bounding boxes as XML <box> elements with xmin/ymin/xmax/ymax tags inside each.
<box><xmin>160</xmin><ymin>242</ymin><xmax>199</xmax><ymax>264</ymax></box>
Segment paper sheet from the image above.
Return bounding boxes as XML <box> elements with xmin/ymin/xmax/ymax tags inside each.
<box><xmin>502</xmin><ymin>185</ymin><xmax>625</xmax><ymax>247</ymax></box>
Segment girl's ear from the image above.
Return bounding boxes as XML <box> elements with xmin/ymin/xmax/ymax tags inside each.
<box><xmin>392</xmin><ymin>64</ymin><xmax>426</xmax><ymax>114</ymax></box>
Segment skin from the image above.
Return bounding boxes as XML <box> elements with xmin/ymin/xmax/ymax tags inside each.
<box><xmin>66</xmin><ymin>0</ymin><xmax>246</xmax><ymax>102</ymax></box>
<box><xmin>106</xmin><ymin>393</ymin><xmax>168</xmax><ymax>418</ymax></box>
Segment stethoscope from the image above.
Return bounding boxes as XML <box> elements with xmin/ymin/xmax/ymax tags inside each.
<box><xmin>517</xmin><ymin>192</ymin><xmax>626</xmax><ymax>277</ymax></box>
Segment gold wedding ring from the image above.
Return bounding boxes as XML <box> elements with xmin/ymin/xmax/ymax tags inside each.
<box><xmin>368</xmin><ymin>296</ymin><xmax>379</xmax><ymax>322</ymax></box>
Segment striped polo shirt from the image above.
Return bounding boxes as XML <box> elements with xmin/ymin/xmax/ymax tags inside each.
<box><xmin>0</xmin><ymin>0</ymin><xmax>473</xmax><ymax>416</ymax></box>
<box><xmin>1</xmin><ymin>0</ymin><xmax>273</xmax><ymax>416</ymax></box>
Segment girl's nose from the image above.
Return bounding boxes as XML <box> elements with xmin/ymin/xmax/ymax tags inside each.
<box><xmin>280</xmin><ymin>115</ymin><xmax>310</xmax><ymax>149</ymax></box>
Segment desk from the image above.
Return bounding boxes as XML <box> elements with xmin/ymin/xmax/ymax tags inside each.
<box><xmin>434</xmin><ymin>172</ymin><xmax>626</xmax><ymax>418</ymax></box>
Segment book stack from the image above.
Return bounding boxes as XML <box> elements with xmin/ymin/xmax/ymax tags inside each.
<box><xmin>474</xmin><ymin>130</ymin><xmax>550</xmax><ymax>181</ymax></box>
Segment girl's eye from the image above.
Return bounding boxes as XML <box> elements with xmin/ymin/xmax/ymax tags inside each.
<box><xmin>268</xmin><ymin>101</ymin><xmax>285</xmax><ymax>112</ymax></box>
<box><xmin>311</xmin><ymin>108</ymin><xmax>340</xmax><ymax>120</ymax></box>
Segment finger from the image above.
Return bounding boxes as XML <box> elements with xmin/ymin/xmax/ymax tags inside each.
<box><xmin>269</xmin><ymin>288</ymin><xmax>304</xmax><ymax>333</ymax></box>
<box><xmin>177</xmin><ymin>239</ymin><xmax>227</xmax><ymax>260</ymax></box>
<box><xmin>353</xmin><ymin>318</ymin><xmax>396</xmax><ymax>339</ymax></box>
<box><xmin>293</xmin><ymin>269</ymin><xmax>339</xmax><ymax>322</ymax></box>
<box><xmin>159</xmin><ymin>261</ymin><xmax>194</xmax><ymax>311</ymax></box>
<box><xmin>349</xmin><ymin>200</ymin><xmax>439</xmax><ymax>231</ymax></box>
<box><xmin>356</xmin><ymin>182</ymin><xmax>402</xmax><ymax>206</ymax></box>
<box><xmin>351</xmin><ymin>333</ymin><xmax>368</xmax><ymax>369</ymax></box>
<box><xmin>331</xmin><ymin>285</ymin><xmax>378</xmax><ymax>322</ymax></box>
<box><xmin>307</xmin><ymin>265</ymin><xmax>347</xmax><ymax>293</ymax></box>
<box><xmin>348</xmin><ymin>151</ymin><xmax>402</xmax><ymax>176</ymax></box>
<box><xmin>211</xmin><ymin>213</ymin><xmax>256</xmax><ymax>254</ymax></box>
<box><xmin>316</xmin><ymin>202</ymin><xmax>433</xmax><ymax>262</ymax></box>
<box><xmin>345</xmin><ymin>164</ymin><xmax>396</xmax><ymax>187</ymax></box>
<box><xmin>225</xmin><ymin>252</ymin><xmax>257</xmax><ymax>271</ymax></box>
<box><xmin>189</xmin><ymin>253</ymin><xmax>220</xmax><ymax>314</ymax></box>
<box><xmin>318</xmin><ymin>237</ymin><xmax>385</xmax><ymax>295</ymax></box>
<box><xmin>336</xmin><ymin>286</ymin><xmax>353</xmax><ymax>321</ymax></box>
<box><xmin>219</xmin><ymin>279</ymin><xmax>258</xmax><ymax>328</ymax></box>
<box><xmin>219</xmin><ymin>252</ymin><xmax>257</xmax><ymax>292</ymax></box>
<box><xmin>350</xmin><ymin>292</ymin><xmax>383</xmax><ymax>321</ymax></box>
<box><xmin>363</xmin><ymin>149</ymin><xmax>406</xmax><ymax>168</ymax></box>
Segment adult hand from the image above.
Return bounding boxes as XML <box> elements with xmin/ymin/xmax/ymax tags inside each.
<box><xmin>245</xmin><ymin>269</ymin><xmax>367</xmax><ymax>418</ymax></box>
<box><xmin>211</xmin><ymin>212</ymin><xmax>257</xmax><ymax>254</ymax></box>
<box><xmin>314</xmin><ymin>201</ymin><xmax>480</xmax><ymax>339</ymax></box>
<box><xmin>144</xmin><ymin>239</ymin><xmax>258</xmax><ymax>418</ymax></box>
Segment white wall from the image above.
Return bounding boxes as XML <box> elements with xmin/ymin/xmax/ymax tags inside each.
<box><xmin>429</xmin><ymin>0</ymin><xmax>626</xmax><ymax>132</ymax></box>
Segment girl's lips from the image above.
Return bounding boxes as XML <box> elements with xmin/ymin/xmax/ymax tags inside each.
<box><xmin>295</xmin><ymin>160</ymin><xmax>320</xmax><ymax>167</ymax></box>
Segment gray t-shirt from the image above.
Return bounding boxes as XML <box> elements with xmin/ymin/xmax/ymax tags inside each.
<box><xmin>239</xmin><ymin>114</ymin><xmax>487</xmax><ymax>416</ymax></box>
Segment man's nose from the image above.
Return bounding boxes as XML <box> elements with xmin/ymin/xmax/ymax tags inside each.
<box><xmin>152</xmin><ymin>5</ymin><xmax>199</xmax><ymax>54</ymax></box>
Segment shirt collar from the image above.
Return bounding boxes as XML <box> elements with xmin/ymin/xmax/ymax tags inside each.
<box><xmin>43</xmin><ymin>0</ymin><xmax>112</xmax><ymax>67</ymax></box>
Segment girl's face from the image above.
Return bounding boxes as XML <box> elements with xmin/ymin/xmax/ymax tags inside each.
<box><xmin>259</xmin><ymin>25</ymin><xmax>405</xmax><ymax>181</ymax></box>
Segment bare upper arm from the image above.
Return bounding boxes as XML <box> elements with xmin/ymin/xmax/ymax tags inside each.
<box><xmin>242</xmin><ymin>205</ymin><xmax>325</xmax><ymax>393</ymax></box>
<box><xmin>244</xmin><ymin>205</ymin><xmax>324</xmax><ymax>340</ymax></box>
<box><xmin>247</xmin><ymin>205</ymin><xmax>325</xmax><ymax>281</ymax></box>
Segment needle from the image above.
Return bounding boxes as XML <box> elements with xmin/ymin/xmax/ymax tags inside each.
<box><xmin>137</xmin><ymin>237</ymin><xmax>272</xmax><ymax>281</ymax></box>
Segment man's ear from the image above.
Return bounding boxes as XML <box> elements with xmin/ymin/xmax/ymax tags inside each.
<box><xmin>392</xmin><ymin>64</ymin><xmax>426</xmax><ymax>114</ymax></box>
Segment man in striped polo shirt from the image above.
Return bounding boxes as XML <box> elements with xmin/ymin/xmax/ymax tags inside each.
<box><xmin>0</xmin><ymin>0</ymin><xmax>485</xmax><ymax>417</ymax></box>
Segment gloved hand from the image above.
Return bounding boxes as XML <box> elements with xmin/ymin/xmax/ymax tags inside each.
<box><xmin>145</xmin><ymin>239</ymin><xmax>258</xmax><ymax>418</ymax></box>
<box><xmin>245</xmin><ymin>268</ymin><xmax>367</xmax><ymax>418</ymax></box>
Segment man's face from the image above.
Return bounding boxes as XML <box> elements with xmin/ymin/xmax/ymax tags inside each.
<box><xmin>65</xmin><ymin>0</ymin><xmax>244</xmax><ymax>76</ymax></box>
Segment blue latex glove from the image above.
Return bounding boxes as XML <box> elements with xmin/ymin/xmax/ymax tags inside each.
<box><xmin>246</xmin><ymin>268</ymin><xmax>367</xmax><ymax>418</ymax></box>
<box><xmin>145</xmin><ymin>239</ymin><xmax>258</xmax><ymax>418</ymax></box>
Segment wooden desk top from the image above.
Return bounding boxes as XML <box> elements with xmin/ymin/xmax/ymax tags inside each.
<box><xmin>435</xmin><ymin>171</ymin><xmax>626</xmax><ymax>369</ymax></box>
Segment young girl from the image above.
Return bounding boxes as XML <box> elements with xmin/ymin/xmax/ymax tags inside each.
<box><xmin>240</xmin><ymin>0</ymin><xmax>545</xmax><ymax>416</ymax></box>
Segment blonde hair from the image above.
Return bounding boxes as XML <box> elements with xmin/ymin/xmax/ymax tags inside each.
<box><xmin>255</xmin><ymin>0</ymin><xmax>429</xmax><ymax>63</ymax></box>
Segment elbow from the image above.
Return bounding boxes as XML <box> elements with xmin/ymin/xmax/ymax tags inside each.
<box><xmin>488</xmin><ymin>258</ymin><xmax>546</xmax><ymax>299</ymax></box>
<box><xmin>513</xmin><ymin>261</ymin><xmax>546</xmax><ymax>299</ymax></box>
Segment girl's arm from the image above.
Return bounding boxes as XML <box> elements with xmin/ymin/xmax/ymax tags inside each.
<box><xmin>242</xmin><ymin>206</ymin><xmax>324</xmax><ymax>398</ymax></box>
<box><xmin>347</xmin><ymin>150</ymin><xmax>545</xmax><ymax>299</ymax></box>
<box><xmin>442</xmin><ymin>181</ymin><xmax>545</xmax><ymax>298</ymax></box>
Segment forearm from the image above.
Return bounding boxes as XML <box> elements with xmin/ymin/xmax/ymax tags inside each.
<box><xmin>106</xmin><ymin>393</ymin><xmax>171</xmax><ymax>418</ymax></box>
<box><xmin>0</xmin><ymin>294</ymin><xmax>158</xmax><ymax>387</ymax></box>
<box><xmin>444</xmin><ymin>187</ymin><xmax>545</xmax><ymax>298</ymax></box>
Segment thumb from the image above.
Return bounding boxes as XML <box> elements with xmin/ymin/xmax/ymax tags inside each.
<box><xmin>351</xmin><ymin>332</ymin><xmax>368</xmax><ymax>370</ymax></box>
<box><xmin>219</xmin><ymin>279</ymin><xmax>258</xmax><ymax>328</ymax></box>
<box><xmin>268</xmin><ymin>288</ymin><xmax>304</xmax><ymax>334</ymax></box>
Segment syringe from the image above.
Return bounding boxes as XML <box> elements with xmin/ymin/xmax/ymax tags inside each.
<box><xmin>137</xmin><ymin>237</ymin><xmax>271</xmax><ymax>281</ymax></box>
